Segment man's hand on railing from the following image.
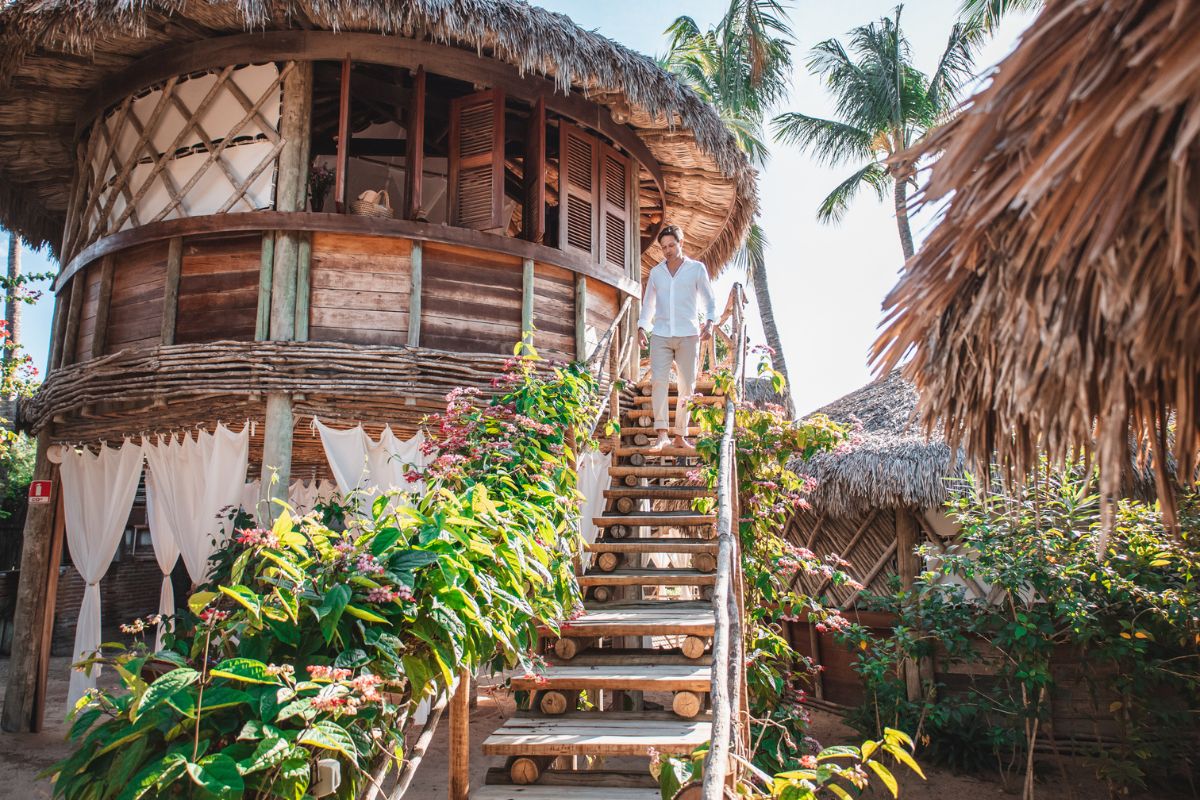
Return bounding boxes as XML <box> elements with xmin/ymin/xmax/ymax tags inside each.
<box><xmin>638</xmin><ymin>328</ymin><xmax>649</xmax><ymax>349</ymax></box>
<box><xmin>700</xmin><ymin>320</ymin><xmax>714</xmax><ymax>342</ymax></box>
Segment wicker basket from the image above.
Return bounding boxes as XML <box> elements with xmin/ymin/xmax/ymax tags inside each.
<box><xmin>350</xmin><ymin>189</ymin><xmax>394</xmax><ymax>218</ymax></box>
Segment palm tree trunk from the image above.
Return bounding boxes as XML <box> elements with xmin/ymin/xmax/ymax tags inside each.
<box><xmin>749</xmin><ymin>258</ymin><xmax>796</xmax><ymax>418</ymax></box>
<box><xmin>893</xmin><ymin>176</ymin><xmax>915</xmax><ymax>260</ymax></box>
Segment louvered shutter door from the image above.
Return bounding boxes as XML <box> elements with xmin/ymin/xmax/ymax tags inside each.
<box><xmin>598</xmin><ymin>146</ymin><xmax>631</xmax><ymax>271</ymax></box>
<box><xmin>559</xmin><ymin>123</ymin><xmax>598</xmax><ymax>259</ymax></box>
<box><xmin>449</xmin><ymin>89</ymin><xmax>505</xmax><ymax>230</ymax></box>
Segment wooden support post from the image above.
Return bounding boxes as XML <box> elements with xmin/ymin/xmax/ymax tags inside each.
<box><xmin>807</xmin><ymin>622</ymin><xmax>825</xmax><ymax>701</ymax></box>
<box><xmin>523</xmin><ymin>95</ymin><xmax>546</xmax><ymax>243</ymax></box>
<box><xmin>896</xmin><ymin>508</ymin><xmax>922</xmax><ymax>702</ymax></box>
<box><xmin>448</xmin><ymin>666</ymin><xmax>471</xmax><ymax>800</ymax></box>
<box><xmin>256</xmin><ymin>232</ymin><xmax>275</xmax><ymax>341</ymax></box>
<box><xmin>33</xmin><ymin>490</ymin><xmax>66</xmax><ymax>732</ymax></box>
<box><xmin>260</xmin><ymin>60</ymin><xmax>312</xmax><ymax>518</ymax></box>
<box><xmin>161</xmin><ymin>236</ymin><xmax>183</xmax><ymax>345</ymax></box>
<box><xmin>407</xmin><ymin>241</ymin><xmax>423</xmax><ymax>347</ymax></box>
<box><xmin>405</xmin><ymin>66</ymin><xmax>426</xmax><ymax>220</ymax></box>
<box><xmin>2</xmin><ymin>432</ymin><xmax>59</xmax><ymax>732</ymax></box>
<box><xmin>521</xmin><ymin>258</ymin><xmax>535</xmax><ymax>342</ymax></box>
<box><xmin>59</xmin><ymin>274</ymin><xmax>85</xmax><ymax>368</ymax></box>
<box><xmin>335</xmin><ymin>57</ymin><xmax>351</xmax><ymax>213</ymax></box>
<box><xmin>294</xmin><ymin>232</ymin><xmax>311</xmax><ymax>341</ymax></box>
<box><xmin>45</xmin><ymin>293</ymin><xmax>66</xmax><ymax>374</ymax></box>
<box><xmin>575</xmin><ymin>274</ymin><xmax>587</xmax><ymax>360</ymax></box>
<box><xmin>90</xmin><ymin>256</ymin><xmax>115</xmax><ymax>358</ymax></box>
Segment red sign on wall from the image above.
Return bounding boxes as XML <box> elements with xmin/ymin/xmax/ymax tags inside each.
<box><xmin>28</xmin><ymin>479</ymin><xmax>52</xmax><ymax>505</ymax></box>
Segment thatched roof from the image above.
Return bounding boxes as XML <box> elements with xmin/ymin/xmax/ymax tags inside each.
<box><xmin>788</xmin><ymin>371</ymin><xmax>964</xmax><ymax>516</ymax></box>
<box><xmin>873</xmin><ymin>0</ymin><xmax>1200</xmax><ymax>503</ymax></box>
<box><xmin>0</xmin><ymin>0</ymin><xmax>755</xmax><ymax>272</ymax></box>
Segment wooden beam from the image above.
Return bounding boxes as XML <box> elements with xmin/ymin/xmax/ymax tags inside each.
<box><xmin>840</xmin><ymin>541</ymin><xmax>899</xmax><ymax>611</ymax></box>
<box><xmin>256</xmin><ymin>231</ymin><xmax>275</xmax><ymax>341</ymax></box>
<box><xmin>813</xmin><ymin>508</ymin><xmax>878</xmax><ymax>597</ymax></box>
<box><xmin>405</xmin><ymin>66</ymin><xmax>426</xmax><ymax>221</ymax></box>
<box><xmin>32</xmin><ymin>488</ymin><xmax>65</xmax><ymax>732</ymax></box>
<box><xmin>896</xmin><ymin>508</ymin><xmax>922</xmax><ymax>702</ymax></box>
<box><xmin>521</xmin><ymin>258</ymin><xmax>535</xmax><ymax>340</ymax></box>
<box><xmin>523</xmin><ymin>95</ymin><xmax>546</xmax><ymax>243</ymax></box>
<box><xmin>57</xmin><ymin>213</ymin><xmax>639</xmax><ymax>297</ymax></box>
<box><xmin>449</xmin><ymin>667</ymin><xmax>471</xmax><ymax>800</ymax></box>
<box><xmin>1</xmin><ymin>432</ymin><xmax>58</xmax><ymax>732</ymax></box>
<box><xmin>160</xmin><ymin>236</ymin><xmax>183</xmax><ymax>345</ymax></box>
<box><xmin>90</xmin><ymin>256</ymin><xmax>116</xmax><ymax>358</ymax></box>
<box><xmin>259</xmin><ymin>392</ymin><xmax>293</xmax><ymax>520</ymax></box>
<box><xmin>575</xmin><ymin>274</ymin><xmax>587</xmax><ymax>360</ymax></box>
<box><xmin>294</xmin><ymin>232</ymin><xmax>311</xmax><ymax>341</ymax></box>
<box><xmin>335</xmin><ymin>57</ymin><xmax>351</xmax><ymax>213</ymax></box>
<box><xmin>407</xmin><ymin>241</ymin><xmax>423</xmax><ymax>347</ymax></box>
<box><xmin>45</xmin><ymin>292</ymin><xmax>66</xmax><ymax>373</ymax></box>
<box><xmin>59</xmin><ymin>274</ymin><xmax>85</xmax><ymax>368</ymax></box>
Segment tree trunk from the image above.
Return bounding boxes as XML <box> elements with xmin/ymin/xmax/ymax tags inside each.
<box><xmin>4</xmin><ymin>233</ymin><xmax>18</xmax><ymax>371</ymax></box>
<box><xmin>749</xmin><ymin>257</ymin><xmax>795</xmax><ymax>418</ymax></box>
<box><xmin>893</xmin><ymin>176</ymin><xmax>915</xmax><ymax>261</ymax></box>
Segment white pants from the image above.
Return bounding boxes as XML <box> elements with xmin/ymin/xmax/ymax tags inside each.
<box><xmin>649</xmin><ymin>334</ymin><xmax>699</xmax><ymax>435</ymax></box>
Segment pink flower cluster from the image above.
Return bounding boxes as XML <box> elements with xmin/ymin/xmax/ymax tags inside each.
<box><xmin>355</xmin><ymin>553</ymin><xmax>385</xmax><ymax>575</ymax></box>
<box><xmin>367</xmin><ymin>585</ymin><xmax>414</xmax><ymax>604</ymax></box>
<box><xmin>235</xmin><ymin>527</ymin><xmax>279</xmax><ymax>548</ymax></box>
<box><xmin>307</xmin><ymin>665</ymin><xmax>352</xmax><ymax>681</ymax></box>
<box><xmin>199</xmin><ymin>608</ymin><xmax>229</xmax><ymax>624</ymax></box>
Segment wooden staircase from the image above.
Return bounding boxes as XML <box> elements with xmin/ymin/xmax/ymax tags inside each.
<box><xmin>476</xmin><ymin>379</ymin><xmax>724</xmax><ymax>798</ymax></box>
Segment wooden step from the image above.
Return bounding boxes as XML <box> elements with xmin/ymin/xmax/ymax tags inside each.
<box><xmin>474</xmin><ymin>787</ymin><xmax>659</xmax><ymax>799</ymax></box>
<box><xmin>510</xmin><ymin>663</ymin><xmax>711</xmax><ymax>692</ymax></box>
<box><xmin>549</xmin><ymin>602</ymin><xmax>714</xmax><ymax>638</ymax></box>
<box><xmin>608</xmin><ymin>465</ymin><xmax>695</xmax><ymax>479</ymax></box>
<box><xmin>620</xmin><ymin>426</ymin><xmax>702</xmax><ymax>438</ymax></box>
<box><xmin>594</xmin><ymin>512</ymin><xmax>714</xmax><ymax>527</ymax></box>
<box><xmin>636</xmin><ymin>379</ymin><xmax>719</xmax><ymax>394</ymax></box>
<box><xmin>482</xmin><ymin>713</ymin><xmax>712</xmax><ymax>757</ymax></box>
<box><xmin>604</xmin><ymin>486</ymin><xmax>713</xmax><ymax>501</ymax></box>
<box><xmin>613</xmin><ymin>445</ymin><xmax>702</xmax><ymax>458</ymax></box>
<box><xmin>587</xmin><ymin>539</ymin><xmax>717</xmax><ymax>555</ymax></box>
<box><xmin>579</xmin><ymin>568</ymin><xmax>715</xmax><ymax>587</ymax></box>
<box><xmin>630</xmin><ymin>394</ymin><xmax>723</xmax><ymax>406</ymax></box>
<box><xmin>483</xmin><ymin>767</ymin><xmax>658</xmax><ymax>789</ymax></box>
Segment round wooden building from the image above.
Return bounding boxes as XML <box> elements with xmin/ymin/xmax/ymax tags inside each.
<box><xmin>0</xmin><ymin>0</ymin><xmax>755</xmax><ymax>731</ymax></box>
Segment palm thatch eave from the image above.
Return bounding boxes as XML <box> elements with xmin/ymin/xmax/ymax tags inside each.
<box><xmin>0</xmin><ymin>0</ymin><xmax>756</xmax><ymax>273</ymax></box>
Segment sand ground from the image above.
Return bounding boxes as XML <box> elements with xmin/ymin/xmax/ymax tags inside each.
<box><xmin>0</xmin><ymin>656</ymin><xmax>1169</xmax><ymax>799</ymax></box>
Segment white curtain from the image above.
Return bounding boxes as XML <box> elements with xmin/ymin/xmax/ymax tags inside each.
<box><xmin>576</xmin><ymin>449</ymin><xmax>613</xmax><ymax>570</ymax></box>
<box><xmin>60</xmin><ymin>440</ymin><xmax>144</xmax><ymax>710</ymax></box>
<box><xmin>143</xmin><ymin>470</ymin><xmax>180</xmax><ymax>650</ymax></box>
<box><xmin>143</xmin><ymin>424</ymin><xmax>249</xmax><ymax>584</ymax></box>
<box><xmin>241</xmin><ymin>478</ymin><xmax>339</xmax><ymax>522</ymax></box>
<box><xmin>315</xmin><ymin>421</ymin><xmax>433</xmax><ymax>514</ymax></box>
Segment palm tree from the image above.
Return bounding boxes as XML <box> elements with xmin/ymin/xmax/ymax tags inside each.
<box><xmin>662</xmin><ymin>0</ymin><xmax>797</xmax><ymax>413</ymax></box>
<box><xmin>772</xmin><ymin>6</ymin><xmax>984</xmax><ymax>260</ymax></box>
<box><xmin>960</xmin><ymin>0</ymin><xmax>1042</xmax><ymax>31</ymax></box>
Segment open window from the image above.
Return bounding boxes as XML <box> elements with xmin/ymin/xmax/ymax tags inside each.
<box><xmin>449</xmin><ymin>88</ymin><xmax>508</xmax><ymax>232</ymax></box>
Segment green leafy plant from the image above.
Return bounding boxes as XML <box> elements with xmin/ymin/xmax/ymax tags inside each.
<box><xmin>46</xmin><ymin>355</ymin><xmax>597</xmax><ymax>799</ymax></box>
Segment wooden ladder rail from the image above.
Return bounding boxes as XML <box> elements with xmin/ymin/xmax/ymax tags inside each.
<box><xmin>700</xmin><ymin>283</ymin><xmax>750</xmax><ymax>800</ymax></box>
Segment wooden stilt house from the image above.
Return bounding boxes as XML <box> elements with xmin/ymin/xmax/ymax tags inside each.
<box><xmin>0</xmin><ymin>0</ymin><xmax>757</xmax><ymax>750</ymax></box>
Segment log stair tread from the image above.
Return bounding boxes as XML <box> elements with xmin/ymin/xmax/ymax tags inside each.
<box><xmin>608</xmin><ymin>465</ymin><xmax>695</xmax><ymax>478</ymax></box>
<box><xmin>509</xmin><ymin>663</ymin><xmax>711</xmax><ymax>692</ymax></box>
<box><xmin>578</xmin><ymin>568</ymin><xmax>715</xmax><ymax>587</ymax></box>
<box><xmin>630</xmin><ymin>394</ymin><xmax>723</xmax><ymax>406</ymax></box>
<box><xmin>473</xmin><ymin>787</ymin><xmax>660</xmax><ymax>799</ymax></box>
<box><xmin>481</xmin><ymin>715</ymin><xmax>712</xmax><ymax>757</ymax></box>
<box><xmin>587</xmin><ymin>538</ymin><xmax>717</xmax><ymax>554</ymax></box>
<box><xmin>635</xmin><ymin>379</ymin><xmax>719</xmax><ymax>393</ymax></box>
<box><xmin>620</xmin><ymin>426</ymin><xmax>702</xmax><ymax>437</ymax></box>
<box><xmin>594</xmin><ymin>512</ymin><xmax>715</xmax><ymax>527</ymax></box>
<box><xmin>544</xmin><ymin>602</ymin><xmax>714</xmax><ymax>637</ymax></box>
<box><xmin>614</xmin><ymin>445</ymin><xmax>703</xmax><ymax>458</ymax></box>
<box><xmin>604</xmin><ymin>486</ymin><xmax>713</xmax><ymax>500</ymax></box>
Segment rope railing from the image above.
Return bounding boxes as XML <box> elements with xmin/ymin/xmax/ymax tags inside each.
<box><xmin>700</xmin><ymin>282</ymin><xmax>749</xmax><ymax>799</ymax></box>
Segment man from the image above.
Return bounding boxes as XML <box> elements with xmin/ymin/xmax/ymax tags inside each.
<box><xmin>637</xmin><ymin>224</ymin><xmax>717</xmax><ymax>452</ymax></box>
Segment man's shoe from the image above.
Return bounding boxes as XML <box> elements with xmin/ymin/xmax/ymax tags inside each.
<box><xmin>647</xmin><ymin>437</ymin><xmax>671</xmax><ymax>452</ymax></box>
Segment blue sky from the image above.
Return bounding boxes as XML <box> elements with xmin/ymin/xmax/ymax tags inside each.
<box><xmin>5</xmin><ymin>1</ymin><xmax>1034</xmax><ymax>412</ymax></box>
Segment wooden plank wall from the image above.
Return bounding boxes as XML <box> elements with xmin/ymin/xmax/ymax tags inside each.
<box><xmin>532</xmin><ymin>262</ymin><xmax>576</xmax><ymax>361</ymax></box>
<box><xmin>104</xmin><ymin>241</ymin><xmax>167</xmax><ymax>355</ymax></box>
<box><xmin>586</xmin><ymin>279</ymin><xmax>619</xmax><ymax>355</ymax></box>
<box><xmin>176</xmin><ymin>234</ymin><xmax>260</xmax><ymax>344</ymax></box>
<box><xmin>309</xmin><ymin>233</ymin><xmax>411</xmax><ymax>346</ymax></box>
<box><xmin>72</xmin><ymin>264</ymin><xmax>103</xmax><ymax>363</ymax></box>
<box><xmin>421</xmin><ymin>243</ymin><xmax>522</xmax><ymax>354</ymax></box>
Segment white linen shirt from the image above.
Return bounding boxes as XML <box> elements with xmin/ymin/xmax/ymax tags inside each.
<box><xmin>637</xmin><ymin>258</ymin><xmax>718</xmax><ymax>338</ymax></box>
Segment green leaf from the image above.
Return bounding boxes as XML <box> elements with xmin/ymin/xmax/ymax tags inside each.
<box><xmin>238</xmin><ymin>737</ymin><xmax>290</xmax><ymax>775</ymax></box>
<box><xmin>298</xmin><ymin>720</ymin><xmax>358</xmax><ymax>761</ymax></box>
<box><xmin>315</xmin><ymin>584</ymin><xmax>352</xmax><ymax>644</ymax></box>
<box><xmin>883</xmin><ymin>742</ymin><xmax>926</xmax><ymax>779</ymax></box>
<box><xmin>133</xmin><ymin>668</ymin><xmax>199</xmax><ymax>720</ymax></box>
<box><xmin>115</xmin><ymin>753</ymin><xmax>186</xmax><ymax>800</ymax></box>
<box><xmin>370</xmin><ymin>527</ymin><xmax>404</xmax><ymax>556</ymax></box>
<box><xmin>345</xmin><ymin>604</ymin><xmax>390</xmax><ymax>624</ymax></box>
<box><xmin>210</xmin><ymin>658</ymin><xmax>280</xmax><ymax>685</ymax></box>
<box><xmin>187</xmin><ymin>591</ymin><xmax>219</xmax><ymax>616</ymax></box>
<box><xmin>185</xmin><ymin>753</ymin><xmax>244</xmax><ymax>796</ymax></box>
<box><xmin>220</xmin><ymin>584</ymin><xmax>262</xmax><ymax>624</ymax></box>
<box><xmin>865</xmin><ymin>759</ymin><xmax>898</xmax><ymax>798</ymax></box>
<box><xmin>267</xmin><ymin>756</ymin><xmax>310</xmax><ymax>800</ymax></box>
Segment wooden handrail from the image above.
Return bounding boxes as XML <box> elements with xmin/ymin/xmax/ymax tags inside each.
<box><xmin>583</xmin><ymin>297</ymin><xmax>633</xmax><ymax>438</ymax></box>
<box><xmin>700</xmin><ymin>283</ymin><xmax>749</xmax><ymax>799</ymax></box>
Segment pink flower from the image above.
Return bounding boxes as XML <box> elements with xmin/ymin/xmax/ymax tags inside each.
<box><xmin>800</xmin><ymin>755</ymin><xmax>818</xmax><ymax>769</ymax></box>
<box><xmin>307</xmin><ymin>665</ymin><xmax>352</xmax><ymax>681</ymax></box>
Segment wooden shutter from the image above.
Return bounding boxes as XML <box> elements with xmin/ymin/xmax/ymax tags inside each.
<box><xmin>449</xmin><ymin>88</ymin><xmax>505</xmax><ymax>230</ymax></box>
<box><xmin>599</xmin><ymin>145</ymin><xmax>631</xmax><ymax>271</ymax></box>
<box><xmin>559</xmin><ymin>122</ymin><xmax>598</xmax><ymax>259</ymax></box>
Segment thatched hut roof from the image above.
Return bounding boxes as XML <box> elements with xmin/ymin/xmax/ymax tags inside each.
<box><xmin>0</xmin><ymin>0</ymin><xmax>755</xmax><ymax>272</ymax></box>
<box><xmin>872</xmin><ymin>0</ymin><xmax>1200</xmax><ymax>497</ymax></box>
<box><xmin>788</xmin><ymin>371</ymin><xmax>964</xmax><ymax>517</ymax></box>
